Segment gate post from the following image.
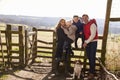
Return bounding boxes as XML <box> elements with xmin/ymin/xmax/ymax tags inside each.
<box><xmin>32</xmin><ymin>27</ymin><xmax>37</xmax><ymax>63</ymax></box>
<box><xmin>19</xmin><ymin>26</ymin><xmax>24</xmax><ymax>68</ymax></box>
<box><xmin>6</xmin><ymin>24</ymin><xmax>12</xmax><ymax>68</ymax></box>
<box><xmin>25</xmin><ymin>30</ymin><xmax>28</xmax><ymax>66</ymax></box>
<box><xmin>52</xmin><ymin>31</ymin><xmax>56</xmax><ymax>71</ymax></box>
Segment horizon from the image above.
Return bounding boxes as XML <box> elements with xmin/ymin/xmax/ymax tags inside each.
<box><xmin>0</xmin><ymin>14</ymin><xmax>106</xmax><ymax>19</ymax></box>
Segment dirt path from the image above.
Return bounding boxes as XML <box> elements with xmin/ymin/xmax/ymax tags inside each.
<box><xmin>1</xmin><ymin>63</ymin><xmax>73</xmax><ymax>80</ymax></box>
<box><xmin>1</xmin><ymin>67</ymin><xmax>51</xmax><ymax>80</ymax></box>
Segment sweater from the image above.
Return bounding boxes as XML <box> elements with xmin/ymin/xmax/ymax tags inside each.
<box><xmin>61</xmin><ymin>25</ymin><xmax>77</xmax><ymax>41</ymax></box>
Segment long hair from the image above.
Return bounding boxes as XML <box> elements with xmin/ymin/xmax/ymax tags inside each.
<box><xmin>55</xmin><ymin>19</ymin><xmax>66</xmax><ymax>30</ymax></box>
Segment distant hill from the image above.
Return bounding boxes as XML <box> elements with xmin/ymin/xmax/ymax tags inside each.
<box><xmin>0</xmin><ymin>14</ymin><xmax>120</xmax><ymax>34</ymax></box>
<box><xmin>0</xmin><ymin>14</ymin><xmax>70</xmax><ymax>28</ymax></box>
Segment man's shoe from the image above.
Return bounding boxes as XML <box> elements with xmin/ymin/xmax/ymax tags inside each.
<box><xmin>55</xmin><ymin>71</ymin><xmax>59</xmax><ymax>76</ymax></box>
<box><xmin>87</xmin><ymin>73</ymin><xmax>95</xmax><ymax>80</ymax></box>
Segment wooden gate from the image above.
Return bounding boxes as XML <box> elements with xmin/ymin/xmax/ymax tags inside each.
<box><xmin>0</xmin><ymin>24</ymin><xmax>25</xmax><ymax>71</ymax></box>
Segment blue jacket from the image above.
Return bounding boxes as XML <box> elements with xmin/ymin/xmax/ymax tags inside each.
<box><xmin>72</xmin><ymin>20</ymin><xmax>84</xmax><ymax>34</ymax></box>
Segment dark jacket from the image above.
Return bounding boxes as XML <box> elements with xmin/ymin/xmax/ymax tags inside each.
<box><xmin>72</xmin><ymin>20</ymin><xmax>84</xmax><ymax>34</ymax></box>
<box><xmin>56</xmin><ymin>27</ymin><xmax>67</xmax><ymax>42</ymax></box>
<box><xmin>55</xmin><ymin>27</ymin><xmax>68</xmax><ymax>58</ymax></box>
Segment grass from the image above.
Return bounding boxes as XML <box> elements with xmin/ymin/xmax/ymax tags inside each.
<box><xmin>106</xmin><ymin>34</ymin><xmax>120</xmax><ymax>71</ymax></box>
<box><xmin>0</xmin><ymin>75</ymin><xmax>7</xmax><ymax>80</ymax></box>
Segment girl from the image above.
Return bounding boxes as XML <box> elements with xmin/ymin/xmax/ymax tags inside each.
<box><xmin>55</xmin><ymin>19</ymin><xmax>67</xmax><ymax>59</ymax></box>
<box><xmin>55</xmin><ymin>19</ymin><xmax>68</xmax><ymax>75</ymax></box>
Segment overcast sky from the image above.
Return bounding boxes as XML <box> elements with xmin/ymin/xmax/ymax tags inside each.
<box><xmin>0</xmin><ymin>0</ymin><xmax>119</xmax><ymax>19</ymax></box>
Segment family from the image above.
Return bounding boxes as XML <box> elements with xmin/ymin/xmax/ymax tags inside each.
<box><xmin>54</xmin><ymin>14</ymin><xmax>98</xmax><ymax>80</ymax></box>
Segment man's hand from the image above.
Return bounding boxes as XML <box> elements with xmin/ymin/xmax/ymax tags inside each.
<box><xmin>79</xmin><ymin>32</ymin><xmax>82</xmax><ymax>34</ymax></box>
<box><xmin>83</xmin><ymin>42</ymin><xmax>87</xmax><ymax>48</ymax></box>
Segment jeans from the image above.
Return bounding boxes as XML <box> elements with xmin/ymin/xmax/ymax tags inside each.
<box><xmin>85</xmin><ymin>41</ymin><xmax>97</xmax><ymax>74</ymax></box>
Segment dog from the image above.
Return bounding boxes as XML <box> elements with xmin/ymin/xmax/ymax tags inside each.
<box><xmin>73</xmin><ymin>60</ymin><xmax>82</xmax><ymax>79</ymax></box>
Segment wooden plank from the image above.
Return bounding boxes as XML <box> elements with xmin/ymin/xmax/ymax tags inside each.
<box><xmin>0</xmin><ymin>31</ymin><xmax>5</xmax><ymax>66</ymax></box>
<box><xmin>0</xmin><ymin>50</ymin><xmax>8</xmax><ymax>53</ymax></box>
<box><xmin>37</xmin><ymin>46</ymin><xmax>53</xmax><ymax>49</ymax></box>
<box><xmin>71</xmin><ymin>56</ymin><xmax>85</xmax><ymax>59</ymax></box>
<box><xmin>37</xmin><ymin>50</ymin><xmax>52</xmax><ymax>54</ymax></box>
<box><xmin>98</xmin><ymin>36</ymin><xmax>103</xmax><ymax>39</ymax></box>
<box><xmin>97</xmin><ymin>49</ymin><xmax>102</xmax><ymax>53</ymax></box>
<box><xmin>37</xmin><ymin>40</ymin><xmax>53</xmax><ymax>44</ymax></box>
<box><xmin>109</xmin><ymin>18</ymin><xmax>120</xmax><ymax>21</ymax></box>
<box><xmin>37</xmin><ymin>29</ymin><xmax>54</xmax><ymax>32</ymax></box>
<box><xmin>36</xmin><ymin>55</ymin><xmax>52</xmax><ymax>58</ymax></box>
<box><xmin>6</xmin><ymin>62</ymin><xmax>19</xmax><ymax>64</ymax></box>
<box><xmin>101</xmin><ymin>0</ymin><xmax>112</xmax><ymax>65</ymax></box>
<box><xmin>10</xmin><ymin>50</ymin><xmax>19</xmax><ymax>53</ymax></box>
<box><xmin>0</xmin><ymin>43</ymin><xmax>20</xmax><ymax>46</ymax></box>
<box><xmin>25</xmin><ymin>30</ymin><xmax>28</xmax><ymax>65</ymax></box>
<box><xmin>6</xmin><ymin>24</ymin><xmax>12</xmax><ymax>67</ymax></box>
<box><xmin>1</xmin><ymin>30</ymin><xmax>6</xmax><ymax>33</ymax></box>
<box><xmin>52</xmin><ymin>31</ymin><xmax>56</xmax><ymax>71</ymax></box>
<box><xmin>19</xmin><ymin>26</ymin><xmax>24</xmax><ymax>68</ymax></box>
<box><xmin>1</xmin><ymin>30</ymin><xmax>20</xmax><ymax>34</ymax></box>
<box><xmin>11</xmin><ymin>43</ymin><xmax>19</xmax><ymax>46</ymax></box>
<box><xmin>1</xmin><ymin>43</ymin><xmax>7</xmax><ymax>45</ymax></box>
<box><xmin>0</xmin><ymin>56</ymin><xmax>19</xmax><ymax>59</ymax></box>
<box><xmin>10</xmin><ymin>31</ymin><xmax>20</xmax><ymax>34</ymax></box>
<box><xmin>32</xmin><ymin>27</ymin><xmax>37</xmax><ymax>63</ymax></box>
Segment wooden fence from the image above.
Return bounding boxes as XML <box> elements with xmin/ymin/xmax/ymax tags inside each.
<box><xmin>0</xmin><ymin>25</ymin><xmax>104</xmax><ymax>76</ymax></box>
<box><xmin>0</xmin><ymin>25</ymin><xmax>25</xmax><ymax>72</ymax></box>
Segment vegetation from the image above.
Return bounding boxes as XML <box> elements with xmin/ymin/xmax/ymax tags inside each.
<box><xmin>106</xmin><ymin>34</ymin><xmax>120</xmax><ymax>71</ymax></box>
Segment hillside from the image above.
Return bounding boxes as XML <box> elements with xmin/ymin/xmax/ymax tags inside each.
<box><xmin>0</xmin><ymin>14</ymin><xmax>120</xmax><ymax>34</ymax></box>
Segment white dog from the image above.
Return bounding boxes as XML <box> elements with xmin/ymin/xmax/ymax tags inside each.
<box><xmin>73</xmin><ymin>60</ymin><xmax>82</xmax><ymax>79</ymax></box>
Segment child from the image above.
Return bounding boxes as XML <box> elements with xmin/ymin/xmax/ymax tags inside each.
<box><xmin>55</xmin><ymin>19</ymin><xmax>68</xmax><ymax>75</ymax></box>
<box><xmin>63</xmin><ymin>21</ymin><xmax>77</xmax><ymax>42</ymax></box>
<box><xmin>72</xmin><ymin>15</ymin><xmax>84</xmax><ymax>48</ymax></box>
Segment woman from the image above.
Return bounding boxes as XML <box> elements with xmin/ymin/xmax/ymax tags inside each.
<box><xmin>61</xmin><ymin>21</ymin><xmax>77</xmax><ymax>74</ymax></box>
<box><xmin>55</xmin><ymin>19</ymin><xmax>67</xmax><ymax>59</ymax></box>
<box><xmin>55</xmin><ymin>19</ymin><xmax>68</xmax><ymax>75</ymax></box>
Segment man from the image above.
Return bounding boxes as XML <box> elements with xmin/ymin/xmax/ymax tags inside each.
<box><xmin>72</xmin><ymin>15</ymin><xmax>84</xmax><ymax>48</ymax></box>
<box><xmin>82</xmin><ymin>14</ymin><xmax>98</xmax><ymax>79</ymax></box>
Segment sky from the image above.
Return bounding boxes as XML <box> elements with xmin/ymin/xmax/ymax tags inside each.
<box><xmin>0</xmin><ymin>0</ymin><xmax>120</xmax><ymax>19</ymax></box>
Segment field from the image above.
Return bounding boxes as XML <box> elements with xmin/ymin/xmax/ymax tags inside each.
<box><xmin>0</xmin><ymin>24</ymin><xmax>120</xmax><ymax>80</ymax></box>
